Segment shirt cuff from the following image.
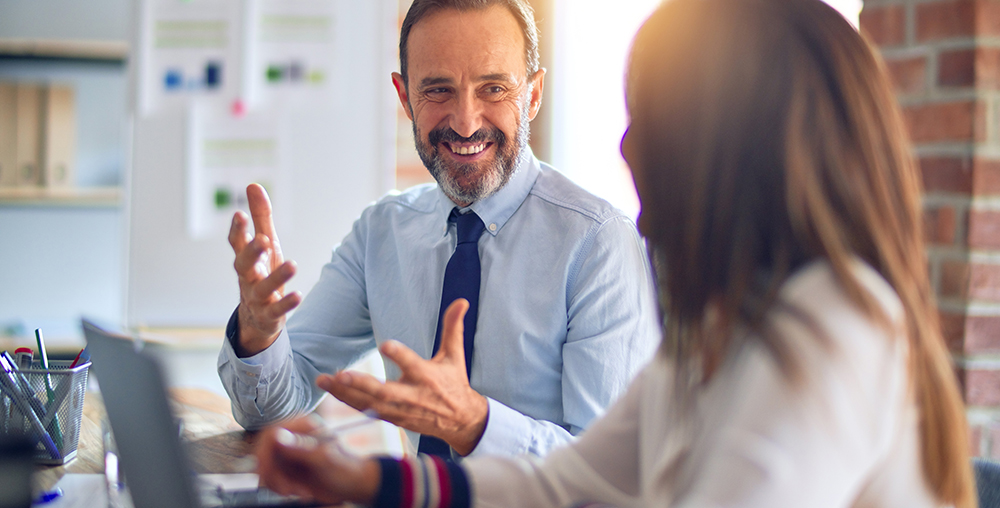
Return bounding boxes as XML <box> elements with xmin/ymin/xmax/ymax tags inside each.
<box><xmin>218</xmin><ymin>307</ymin><xmax>293</xmax><ymax>406</ymax></box>
<box><xmin>465</xmin><ymin>397</ymin><xmax>530</xmax><ymax>458</ymax></box>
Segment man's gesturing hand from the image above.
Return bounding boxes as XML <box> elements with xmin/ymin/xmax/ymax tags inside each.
<box><xmin>317</xmin><ymin>299</ymin><xmax>490</xmax><ymax>456</ymax></box>
<box><xmin>229</xmin><ymin>183</ymin><xmax>302</xmax><ymax>357</ymax></box>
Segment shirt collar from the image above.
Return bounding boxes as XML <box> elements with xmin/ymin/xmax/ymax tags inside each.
<box><xmin>434</xmin><ymin>148</ymin><xmax>541</xmax><ymax>237</ymax></box>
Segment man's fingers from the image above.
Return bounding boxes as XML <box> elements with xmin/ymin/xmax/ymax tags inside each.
<box><xmin>318</xmin><ymin>373</ymin><xmax>381</xmax><ymax>413</ymax></box>
<box><xmin>246</xmin><ymin>183</ymin><xmax>277</xmax><ymax>238</ymax></box>
<box><xmin>234</xmin><ymin>234</ymin><xmax>272</xmax><ymax>278</ymax></box>
<box><xmin>317</xmin><ymin>372</ymin><xmax>421</xmax><ymax>418</ymax></box>
<box><xmin>436</xmin><ymin>299</ymin><xmax>469</xmax><ymax>363</ymax></box>
<box><xmin>379</xmin><ymin>340</ymin><xmax>429</xmax><ymax>378</ymax></box>
<box><xmin>246</xmin><ymin>183</ymin><xmax>284</xmax><ymax>268</ymax></box>
<box><xmin>229</xmin><ymin>211</ymin><xmax>252</xmax><ymax>252</ymax></box>
<box><xmin>252</xmin><ymin>261</ymin><xmax>297</xmax><ymax>300</ymax></box>
<box><xmin>260</xmin><ymin>291</ymin><xmax>303</xmax><ymax>321</ymax></box>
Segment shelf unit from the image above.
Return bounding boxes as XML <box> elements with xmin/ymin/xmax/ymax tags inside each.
<box><xmin>0</xmin><ymin>38</ymin><xmax>128</xmax><ymax>63</ymax></box>
<box><xmin>0</xmin><ymin>38</ymin><xmax>127</xmax><ymax>206</ymax></box>
<box><xmin>0</xmin><ymin>186</ymin><xmax>121</xmax><ymax>207</ymax></box>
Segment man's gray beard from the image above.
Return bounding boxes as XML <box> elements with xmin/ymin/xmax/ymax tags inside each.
<box><xmin>413</xmin><ymin>97</ymin><xmax>531</xmax><ymax>204</ymax></box>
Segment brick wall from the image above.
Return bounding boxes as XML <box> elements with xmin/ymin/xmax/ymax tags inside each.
<box><xmin>861</xmin><ymin>0</ymin><xmax>1000</xmax><ymax>458</ymax></box>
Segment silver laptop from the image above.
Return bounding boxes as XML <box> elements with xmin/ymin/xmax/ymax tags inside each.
<box><xmin>82</xmin><ymin>318</ymin><xmax>318</xmax><ymax>508</ymax></box>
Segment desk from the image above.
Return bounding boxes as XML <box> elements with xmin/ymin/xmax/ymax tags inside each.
<box><xmin>34</xmin><ymin>387</ymin><xmax>408</xmax><ymax>507</ymax></box>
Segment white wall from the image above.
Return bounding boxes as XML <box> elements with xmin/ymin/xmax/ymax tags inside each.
<box><xmin>0</xmin><ymin>0</ymin><xmax>129</xmax><ymax>341</ymax></box>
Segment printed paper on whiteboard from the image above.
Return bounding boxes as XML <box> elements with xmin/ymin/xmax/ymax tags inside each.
<box><xmin>251</xmin><ymin>0</ymin><xmax>339</xmax><ymax>106</ymax></box>
<box><xmin>186</xmin><ymin>105</ymin><xmax>285</xmax><ymax>239</ymax></box>
<box><xmin>139</xmin><ymin>0</ymin><xmax>242</xmax><ymax>115</ymax></box>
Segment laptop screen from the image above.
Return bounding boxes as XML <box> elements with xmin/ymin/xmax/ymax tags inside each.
<box><xmin>83</xmin><ymin>319</ymin><xmax>202</xmax><ymax>508</ymax></box>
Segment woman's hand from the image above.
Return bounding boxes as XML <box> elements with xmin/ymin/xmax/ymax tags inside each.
<box><xmin>255</xmin><ymin>416</ymin><xmax>381</xmax><ymax>505</ymax></box>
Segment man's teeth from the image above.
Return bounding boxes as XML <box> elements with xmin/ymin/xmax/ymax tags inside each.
<box><xmin>451</xmin><ymin>144</ymin><xmax>486</xmax><ymax>155</ymax></box>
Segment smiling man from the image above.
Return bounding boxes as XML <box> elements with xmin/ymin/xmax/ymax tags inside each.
<box><xmin>218</xmin><ymin>0</ymin><xmax>659</xmax><ymax>459</ymax></box>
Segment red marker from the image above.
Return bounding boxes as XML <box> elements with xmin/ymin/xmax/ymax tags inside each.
<box><xmin>14</xmin><ymin>347</ymin><xmax>32</xmax><ymax>370</ymax></box>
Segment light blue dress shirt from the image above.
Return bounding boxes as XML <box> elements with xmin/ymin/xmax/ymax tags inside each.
<box><xmin>218</xmin><ymin>153</ymin><xmax>660</xmax><ymax>457</ymax></box>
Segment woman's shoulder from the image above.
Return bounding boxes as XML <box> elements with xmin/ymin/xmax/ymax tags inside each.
<box><xmin>778</xmin><ymin>258</ymin><xmax>904</xmax><ymax>331</ymax></box>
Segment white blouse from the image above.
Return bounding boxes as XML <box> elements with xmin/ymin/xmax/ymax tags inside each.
<box><xmin>465</xmin><ymin>260</ymin><xmax>941</xmax><ymax>507</ymax></box>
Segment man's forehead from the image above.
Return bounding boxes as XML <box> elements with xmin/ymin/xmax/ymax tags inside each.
<box><xmin>417</xmin><ymin>73</ymin><xmax>520</xmax><ymax>88</ymax></box>
<box><xmin>406</xmin><ymin>6</ymin><xmax>527</xmax><ymax>84</ymax></box>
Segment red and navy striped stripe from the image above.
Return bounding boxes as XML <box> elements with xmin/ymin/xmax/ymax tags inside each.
<box><xmin>373</xmin><ymin>455</ymin><xmax>471</xmax><ymax>508</ymax></box>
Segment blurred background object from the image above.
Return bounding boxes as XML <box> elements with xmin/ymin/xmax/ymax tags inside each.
<box><xmin>0</xmin><ymin>435</ymin><xmax>35</xmax><ymax>508</ymax></box>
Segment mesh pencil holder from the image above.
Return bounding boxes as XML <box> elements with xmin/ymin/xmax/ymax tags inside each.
<box><xmin>0</xmin><ymin>360</ymin><xmax>90</xmax><ymax>465</ymax></box>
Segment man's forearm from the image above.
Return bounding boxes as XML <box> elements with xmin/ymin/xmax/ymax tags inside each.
<box><xmin>218</xmin><ymin>322</ymin><xmax>319</xmax><ymax>430</ymax></box>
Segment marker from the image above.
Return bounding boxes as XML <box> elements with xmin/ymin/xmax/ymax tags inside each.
<box><xmin>69</xmin><ymin>346</ymin><xmax>90</xmax><ymax>368</ymax></box>
<box><xmin>13</xmin><ymin>347</ymin><xmax>32</xmax><ymax>370</ymax></box>
<box><xmin>0</xmin><ymin>356</ymin><xmax>60</xmax><ymax>460</ymax></box>
<box><xmin>34</xmin><ymin>329</ymin><xmax>63</xmax><ymax>450</ymax></box>
<box><xmin>33</xmin><ymin>487</ymin><xmax>63</xmax><ymax>505</ymax></box>
<box><xmin>0</xmin><ymin>353</ymin><xmax>46</xmax><ymax>419</ymax></box>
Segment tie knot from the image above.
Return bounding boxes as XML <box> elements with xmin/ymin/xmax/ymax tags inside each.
<box><xmin>452</xmin><ymin>209</ymin><xmax>486</xmax><ymax>244</ymax></box>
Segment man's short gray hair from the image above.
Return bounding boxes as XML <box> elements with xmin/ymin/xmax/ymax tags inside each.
<box><xmin>399</xmin><ymin>0</ymin><xmax>540</xmax><ymax>86</ymax></box>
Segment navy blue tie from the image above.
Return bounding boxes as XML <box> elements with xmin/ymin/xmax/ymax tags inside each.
<box><xmin>418</xmin><ymin>208</ymin><xmax>486</xmax><ymax>457</ymax></box>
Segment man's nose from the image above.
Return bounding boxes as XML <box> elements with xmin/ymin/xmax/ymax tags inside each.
<box><xmin>449</xmin><ymin>92</ymin><xmax>484</xmax><ymax>139</ymax></box>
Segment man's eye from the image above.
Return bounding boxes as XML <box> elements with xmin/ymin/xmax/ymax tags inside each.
<box><xmin>422</xmin><ymin>88</ymin><xmax>451</xmax><ymax>101</ymax></box>
<box><xmin>480</xmin><ymin>86</ymin><xmax>507</xmax><ymax>100</ymax></box>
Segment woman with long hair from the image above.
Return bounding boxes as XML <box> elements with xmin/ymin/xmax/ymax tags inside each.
<box><xmin>253</xmin><ymin>0</ymin><xmax>976</xmax><ymax>505</ymax></box>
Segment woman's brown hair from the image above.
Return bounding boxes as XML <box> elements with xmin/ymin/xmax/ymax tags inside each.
<box><xmin>626</xmin><ymin>0</ymin><xmax>975</xmax><ymax>505</ymax></box>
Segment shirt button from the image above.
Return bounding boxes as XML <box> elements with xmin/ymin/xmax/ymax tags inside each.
<box><xmin>246</xmin><ymin>372</ymin><xmax>257</xmax><ymax>377</ymax></box>
<box><xmin>489</xmin><ymin>223</ymin><xmax>497</xmax><ymax>232</ymax></box>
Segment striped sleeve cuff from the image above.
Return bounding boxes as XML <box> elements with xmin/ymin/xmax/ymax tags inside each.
<box><xmin>373</xmin><ymin>455</ymin><xmax>471</xmax><ymax>508</ymax></box>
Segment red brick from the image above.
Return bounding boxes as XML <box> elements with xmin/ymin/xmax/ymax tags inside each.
<box><xmin>964</xmin><ymin>368</ymin><xmax>1000</xmax><ymax>405</ymax></box>
<box><xmin>935</xmin><ymin>47</ymin><xmax>1000</xmax><ymax>89</ymax></box>
<box><xmin>971</xmin><ymin>424</ymin><xmax>984</xmax><ymax>457</ymax></box>
<box><xmin>941</xmin><ymin>309</ymin><xmax>968</xmax><ymax>351</ymax></box>
<box><xmin>979</xmin><ymin>0</ymin><xmax>1000</xmax><ymax>37</ymax></box>
<box><xmin>968</xmin><ymin>263</ymin><xmax>1000</xmax><ymax>301</ymax></box>
<box><xmin>966</xmin><ymin>315</ymin><xmax>1000</xmax><ymax>352</ymax></box>
<box><xmin>920</xmin><ymin>156</ymin><xmax>974</xmax><ymax>193</ymax></box>
<box><xmin>941</xmin><ymin>260</ymin><xmax>971</xmax><ymax>298</ymax></box>
<box><xmin>925</xmin><ymin>205</ymin><xmax>958</xmax><ymax>244</ymax></box>
<box><xmin>989</xmin><ymin>425</ymin><xmax>1000</xmax><ymax>459</ymax></box>
<box><xmin>973</xmin><ymin>158</ymin><xmax>1000</xmax><ymax>195</ymax></box>
<box><xmin>939</xmin><ymin>49</ymin><xmax>976</xmax><ymax>87</ymax></box>
<box><xmin>969</xmin><ymin>210</ymin><xmax>1000</xmax><ymax>248</ymax></box>
<box><xmin>903</xmin><ymin>101</ymin><xmax>984</xmax><ymax>143</ymax></box>
<box><xmin>887</xmin><ymin>56</ymin><xmax>927</xmax><ymax>94</ymax></box>
<box><xmin>861</xmin><ymin>4</ymin><xmax>907</xmax><ymax>46</ymax></box>
<box><xmin>976</xmin><ymin>47</ymin><xmax>1000</xmax><ymax>89</ymax></box>
<box><xmin>918</xmin><ymin>0</ymin><xmax>976</xmax><ymax>41</ymax></box>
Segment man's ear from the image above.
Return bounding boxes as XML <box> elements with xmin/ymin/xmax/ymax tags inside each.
<box><xmin>527</xmin><ymin>68</ymin><xmax>546</xmax><ymax>121</ymax></box>
<box><xmin>391</xmin><ymin>72</ymin><xmax>414</xmax><ymax>121</ymax></box>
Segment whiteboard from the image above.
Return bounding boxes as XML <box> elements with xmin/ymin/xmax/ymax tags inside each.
<box><xmin>125</xmin><ymin>0</ymin><xmax>399</xmax><ymax>327</ymax></box>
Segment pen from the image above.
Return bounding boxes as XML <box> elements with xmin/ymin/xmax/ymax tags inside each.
<box><xmin>34</xmin><ymin>329</ymin><xmax>64</xmax><ymax>450</ymax></box>
<box><xmin>33</xmin><ymin>488</ymin><xmax>63</xmax><ymax>505</ymax></box>
<box><xmin>0</xmin><ymin>356</ymin><xmax>60</xmax><ymax>459</ymax></box>
<box><xmin>304</xmin><ymin>410</ymin><xmax>380</xmax><ymax>443</ymax></box>
<box><xmin>0</xmin><ymin>353</ymin><xmax>46</xmax><ymax>420</ymax></box>
<box><xmin>320</xmin><ymin>413</ymin><xmax>379</xmax><ymax>436</ymax></box>
<box><xmin>69</xmin><ymin>346</ymin><xmax>89</xmax><ymax>368</ymax></box>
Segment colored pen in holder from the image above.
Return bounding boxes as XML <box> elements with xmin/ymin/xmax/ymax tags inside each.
<box><xmin>0</xmin><ymin>353</ymin><xmax>90</xmax><ymax>464</ymax></box>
